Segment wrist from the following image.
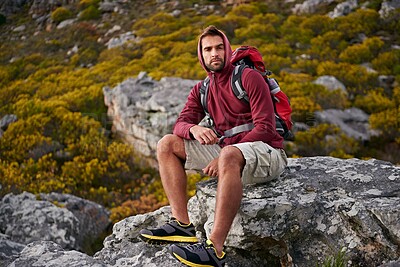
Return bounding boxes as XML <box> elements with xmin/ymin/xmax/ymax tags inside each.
<box><xmin>189</xmin><ymin>125</ymin><xmax>196</xmax><ymax>139</ymax></box>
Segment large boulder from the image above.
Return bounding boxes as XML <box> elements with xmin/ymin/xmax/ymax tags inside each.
<box><xmin>97</xmin><ymin>157</ymin><xmax>400</xmax><ymax>266</ymax></box>
<box><xmin>0</xmin><ymin>192</ymin><xmax>111</xmax><ymax>256</ymax></box>
<box><xmin>2</xmin><ymin>157</ymin><xmax>400</xmax><ymax>266</ymax></box>
<box><xmin>103</xmin><ymin>72</ymin><xmax>199</xmax><ymax>167</ymax></box>
<box><xmin>314</xmin><ymin>108</ymin><xmax>378</xmax><ymax>141</ymax></box>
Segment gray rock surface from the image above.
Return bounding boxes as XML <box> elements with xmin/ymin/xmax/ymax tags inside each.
<box><xmin>0</xmin><ymin>0</ymin><xmax>30</xmax><ymax>15</ymax></box>
<box><xmin>0</xmin><ymin>114</ymin><xmax>17</xmax><ymax>131</ymax></box>
<box><xmin>97</xmin><ymin>156</ymin><xmax>400</xmax><ymax>266</ymax></box>
<box><xmin>379</xmin><ymin>0</ymin><xmax>400</xmax><ymax>18</ymax></box>
<box><xmin>313</xmin><ymin>75</ymin><xmax>347</xmax><ymax>93</ymax></box>
<box><xmin>314</xmin><ymin>108</ymin><xmax>378</xmax><ymax>141</ymax></box>
<box><xmin>103</xmin><ymin>72</ymin><xmax>199</xmax><ymax>167</ymax></box>
<box><xmin>328</xmin><ymin>0</ymin><xmax>358</xmax><ymax>18</ymax></box>
<box><xmin>9</xmin><ymin>241</ymin><xmax>108</xmax><ymax>267</ymax></box>
<box><xmin>0</xmin><ymin>192</ymin><xmax>111</xmax><ymax>257</ymax></box>
<box><xmin>2</xmin><ymin>157</ymin><xmax>400</xmax><ymax>266</ymax></box>
<box><xmin>292</xmin><ymin>0</ymin><xmax>336</xmax><ymax>14</ymax></box>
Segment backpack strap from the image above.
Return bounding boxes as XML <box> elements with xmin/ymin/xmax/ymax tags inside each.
<box><xmin>231</xmin><ymin>64</ymin><xmax>249</xmax><ymax>103</ymax></box>
<box><xmin>200</xmin><ymin>76</ymin><xmax>210</xmax><ymax>115</ymax></box>
<box><xmin>199</xmin><ymin>76</ymin><xmax>216</xmax><ymax>128</ymax></box>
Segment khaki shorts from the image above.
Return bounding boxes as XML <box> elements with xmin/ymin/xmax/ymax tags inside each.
<box><xmin>184</xmin><ymin>140</ymin><xmax>287</xmax><ymax>185</ymax></box>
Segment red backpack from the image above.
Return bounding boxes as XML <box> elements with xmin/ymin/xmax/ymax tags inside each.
<box><xmin>200</xmin><ymin>46</ymin><xmax>294</xmax><ymax>141</ymax></box>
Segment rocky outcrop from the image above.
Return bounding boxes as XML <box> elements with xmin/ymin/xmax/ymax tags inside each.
<box><xmin>0</xmin><ymin>114</ymin><xmax>17</xmax><ymax>138</ymax></box>
<box><xmin>2</xmin><ymin>157</ymin><xmax>400</xmax><ymax>266</ymax></box>
<box><xmin>29</xmin><ymin>0</ymin><xmax>78</xmax><ymax>16</ymax></box>
<box><xmin>314</xmin><ymin>108</ymin><xmax>378</xmax><ymax>141</ymax></box>
<box><xmin>292</xmin><ymin>0</ymin><xmax>336</xmax><ymax>15</ymax></box>
<box><xmin>379</xmin><ymin>0</ymin><xmax>400</xmax><ymax>18</ymax></box>
<box><xmin>103</xmin><ymin>72</ymin><xmax>199</xmax><ymax>167</ymax></box>
<box><xmin>328</xmin><ymin>0</ymin><xmax>358</xmax><ymax>18</ymax></box>
<box><xmin>292</xmin><ymin>0</ymin><xmax>399</xmax><ymax>19</ymax></box>
<box><xmin>313</xmin><ymin>75</ymin><xmax>347</xmax><ymax>92</ymax></box>
<box><xmin>0</xmin><ymin>191</ymin><xmax>111</xmax><ymax>265</ymax></box>
<box><xmin>0</xmin><ymin>0</ymin><xmax>30</xmax><ymax>16</ymax></box>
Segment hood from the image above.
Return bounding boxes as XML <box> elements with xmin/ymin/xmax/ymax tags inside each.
<box><xmin>197</xmin><ymin>28</ymin><xmax>233</xmax><ymax>75</ymax></box>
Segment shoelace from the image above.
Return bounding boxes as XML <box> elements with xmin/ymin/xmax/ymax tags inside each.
<box><xmin>186</xmin><ymin>241</ymin><xmax>209</xmax><ymax>252</ymax></box>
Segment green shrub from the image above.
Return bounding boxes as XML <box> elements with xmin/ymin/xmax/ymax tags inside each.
<box><xmin>281</xmin><ymin>15</ymin><xmax>313</xmax><ymax>47</ymax></box>
<box><xmin>316</xmin><ymin>248</ymin><xmax>347</xmax><ymax>267</ymax></box>
<box><xmin>339</xmin><ymin>37</ymin><xmax>384</xmax><ymax>64</ymax></box>
<box><xmin>51</xmin><ymin>7</ymin><xmax>73</xmax><ymax>23</ymax></box>
<box><xmin>79</xmin><ymin>0</ymin><xmax>101</xmax><ymax>10</ymax></box>
<box><xmin>293</xmin><ymin>124</ymin><xmax>359</xmax><ymax>157</ymax></box>
<box><xmin>79</xmin><ymin>5</ymin><xmax>101</xmax><ymax>21</ymax></box>
<box><xmin>354</xmin><ymin>89</ymin><xmax>394</xmax><ymax>114</ymax></box>
<box><xmin>235</xmin><ymin>23</ymin><xmax>277</xmax><ymax>44</ymax></box>
<box><xmin>372</xmin><ymin>50</ymin><xmax>400</xmax><ymax>75</ymax></box>
<box><xmin>334</xmin><ymin>9</ymin><xmax>380</xmax><ymax>40</ymax></box>
<box><xmin>300</xmin><ymin>15</ymin><xmax>333</xmax><ymax>36</ymax></box>
<box><xmin>316</xmin><ymin>61</ymin><xmax>378</xmax><ymax>97</ymax></box>
<box><xmin>369</xmin><ymin>106</ymin><xmax>400</xmax><ymax>142</ymax></box>
<box><xmin>309</xmin><ymin>31</ymin><xmax>348</xmax><ymax>61</ymax></box>
<box><xmin>70</xmin><ymin>47</ymin><xmax>99</xmax><ymax>66</ymax></box>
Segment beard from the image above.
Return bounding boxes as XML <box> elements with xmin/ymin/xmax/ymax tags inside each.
<box><xmin>206</xmin><ymin>59</ymin><xmax>225</xmax><ymax>72</ymax></box>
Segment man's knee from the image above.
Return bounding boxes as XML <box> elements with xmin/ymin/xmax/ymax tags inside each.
<box><xmin>219</xmin><ymin>146</ymin><xmax>245</xmax><ymax>172</ymax></box>
<box><xmin>157</xmin><ymin>134</ymin><xmax>185</xmax><ymax>157</ymax></box>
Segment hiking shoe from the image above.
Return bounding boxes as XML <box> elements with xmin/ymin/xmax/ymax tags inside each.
<box><xmin>169</xmin><ymin>239</ymin><xmax>226</xmax><ymax>267</ymax></box>
<box><xmin>139</xmin><ymin>218</ymin><xmax>198</xmax><ymax>244</ymax></box>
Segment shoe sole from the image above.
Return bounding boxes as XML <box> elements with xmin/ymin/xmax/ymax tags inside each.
<box><xmin>172</xmin><ymin>252</ymin><xmax>215</xmax><ymax>267</ymax></box>
<box><xmin>139</xmin><ymin>234</ymin><xmax>198</xmax><ymax>244</ymax></box>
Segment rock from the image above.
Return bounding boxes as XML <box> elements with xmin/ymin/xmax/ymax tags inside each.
<box><xmin>97</xmin><ymin>157</ymin><xmax>400</xmax><ymax>266</ymax></box>
<box><xmin>0</xmin><ymin>0</ymin><xmax>31</xmax><ymax>16</ymax></box>
<box><xmin>328</xmin><ymin>0</ymin><xmax>358</xmax><ymax>18</ymax></box>
<box><xmin>292</xmin><ymin>0</ymin><xmax>335</xmax><ymax>14</ymax></box>
<box><xmin>188</xmin><ymin>157</ymin><xmax>400</xmax><ymax>266</ymax></box>
<box><xmin>10</xmin><ymin>241</ymin><xmax>108</xmax><ymax>267</ymax></box>
<box><xmin>0</xmin><ymin>192</ymin><xmax>110</xmax><ymax>254</ymax></box>
<box><xmin>39</xmin><ymin>192</ymin><xmax>111</xmax><ymax>254</ymax></box>
<box><xmin>0</xmin><ymin>233</ymin><xmax>25</xmax><ymax>266</ymax></box>
<box><xmin>103</xmin><ymin>73</ymin><xmax>199</xmax><ymax>167</ymax></box>
<box><xmin>3</xmin><ymin>157</ymin><xmax>400</xmax><ymax>266</ymax></box>
<box><xmin>28</xmin><ymin>140</ymin><xmax>64</xmax><ymax>160</ymax></box>
<box><xmin>313</xmin><ymin>75</ymin><xmax>347</xmax><ymax>92</ymax></box>
<box><xmin>12</xmin><ymin>24</ymin><xmax>26</xmax><ymax>32</ymax></box>
<box><xmin>29</xmin><ymin>0</ymin><xmax>78</xmax><ymax>17</ymax></box>
<box><xmin>0</xmin><ymin>114</ymin><xmax>17</xmax><ymax>131</ymax></box>
<box><xmin>105</xmin><ymin>31</ymin><xmax>139</xmax><ymax>49</ymax></box>
<box><xmin>378</xmin><ymin>75</ymin><xmax>397</xmax><ymax>93</ymax></box>
<box><xmin>379</xmin><ymin>0</ymin><xmax>400</xmax><ymax>18</ymax></box>
<box><xmin>314</xmin><ymin>108</ymin><xmax>378</xmax><ymax>141</ymax></box>
<box><xmin>56</xmin><ymin>18</ymin><xmax>76</xmax><ymax>29</ymax></box>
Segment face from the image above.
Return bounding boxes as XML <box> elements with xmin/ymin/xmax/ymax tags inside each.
<box><xmin>201</xmin><ymin>35</ymin><xmax>225</xmax><ymax>72</ymax></box>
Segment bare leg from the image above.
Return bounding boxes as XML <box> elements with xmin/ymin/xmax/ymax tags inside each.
<box><xmin>209</xmin><ymin>146</ymin><xmax>244</xmax><ymax>256</ymax></box>
<box><xmin>157</xmin><ymin>134</ymin><xmax>190</xmax><ymax>224</ymax></box>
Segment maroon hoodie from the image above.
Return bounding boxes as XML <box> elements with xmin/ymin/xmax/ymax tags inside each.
<box><xmin>173</xmin><ymin>29</ymin><xmax>283</xmax><ymax>149</ymax></box>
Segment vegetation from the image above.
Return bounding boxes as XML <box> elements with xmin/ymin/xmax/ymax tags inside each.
<box><xmin>0</xmin><ymin>1</ymin><xmax>399</xmax><ymax>227</ymax></box>
<box><xmin>317</xmin><ymin>248</ymin><xmax>348</xmax><ymax>267</ymax></box>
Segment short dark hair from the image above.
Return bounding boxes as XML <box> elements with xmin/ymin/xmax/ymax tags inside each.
<box><xmin>200</xmin><ymin>25</ymin><xmax>223</xmax><ymax>40</ymax></box>
<box><xmin>199</xmin><ymin>25</ymin><xmax>224</xmax><ymax>50</ymax></box>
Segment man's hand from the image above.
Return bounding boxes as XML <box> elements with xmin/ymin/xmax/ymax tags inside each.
<box><xmin>203</xmin><ymin>157</ymin><xmax>219</xmax><ymax>177</ymax></box>
<box><xmin>190</xmin><ymin>125</ymin><xmax>219</xmax><ymax>145</ymax></box>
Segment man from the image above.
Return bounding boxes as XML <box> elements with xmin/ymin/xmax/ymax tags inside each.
<box><xmin>139</xmin><ymin>25</ymin><xmax>287</xmax><ymax>267</ymax></box>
